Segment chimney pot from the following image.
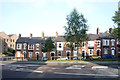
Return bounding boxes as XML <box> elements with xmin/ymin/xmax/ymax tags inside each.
<box><xmin>56</xmin><ymin>31</ymin><xmax>58</xmax><ymax>37</ymax></box>
<box><xmin>42</xmin><ymin>32</ymin><xmax>44</xmax><ymax>38</ymax></box>
<box><xmin>19</xmin><ymin>34</ymin><xmax>21</xmax><ymax>38</ymax></box>
<box><xmin>30</xmin><ymin>33</ymin><xmax>32</xmax><ymax>38</ymax></box>
<box><xmin>97</xmin><ymin>27</ymin><xmax>100</xmax><ymax>34</ymax></box>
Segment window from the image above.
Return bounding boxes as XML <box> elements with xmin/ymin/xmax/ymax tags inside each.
<box><xmin>13</xmin><ymin>40</ymin><xmax>14</xmax><ymax>42</ymax></box>
<box><xmin>29</xmin><ymin>52</ymin><xmax>33</xmax><ymax>58</ymax></box>
<box><xmin>28</xmin><ymin>44</ymin><xmax>34</xmax><ymax>50</ymax></box>
<box><xmin>90</xmin><ymin>49</ymin><xmax>92</xmax><ymax>54</ymax></box>
<box><xmin>111</xmin><ymin>50</ymin><xmax>114</xmax><ymax>55</ymax></box>
<box><xmin>104</xmin><ymin>48</ymin><xmax>108</xmax><ymax>54</ymax></box>
<box><xmin>13</xmin><ymin>44</ymin><xmax>14</xmax><ymax>47</ymax></box>
<box><xmin>58</xmin><ymin>51</ymin><xmax>62</xmax><ymax>56</ymax></box>
<box><xmin>59</xmin><ymin>43</ymin><xmax>61</xmax><ymax>48</ymax></box>
<box><xmin>7</xmin><ymin>39</ymin><xmax>8</xmax><ymax>42</ymax></box>
<box><xmin>75</xmin><ymin>43</ymin><xmax>77</xmax><ymax>47</ymax></box>
<box><xmin>11</xmin><ymin>39</ymin><xmax>12</xmax><ymax>42</ymax></box>
<box><xmin>10</xmin><ymin>44</ymin><xmax>12</xmax><ymax>47</ymax></box>
<box><xmin>17</xmin><ymin>44</ymin><xmax>22</xmax><ymax>49</ymax></box>
<box><xmin>36</xmin><ymin>44</ymin><xmax>39</xmax><ymax>50</ymax></box>
<box><xmin>73</xmin><ymin>51</ymin><xmax>77</xmax><ymax>56</ymax></box>
<box><xmin>66</xmin><ymin>43</ymin><xmax>70</xmax><ymax>49</ymax></box>
<box><xmin>82</xmin><ymin>42</ymin><xmax>85</xmax><ymax>47</ymax></box>
<box><xmin>111</xmin><ymin>39</ymin><xmax>115</xmax><ymax>46</ymax></box>
<box><xmin>103</xmin><ymin>39</ymin><xmax>109</xmax><ymax>46</ymax></box>
<box><xmin>23</xmin><ymin>43</ymin><xmax>26</xmax><ymax>49</ymax></box>
<box><xmin>97</xmin><ymin>41</ymin><xmax>100</xmax><ymax>47</ymax></box>
<box><xmin>106</xmin><ymin>40</ymin><xmax>108</xmax><ymax>45</ymax></box>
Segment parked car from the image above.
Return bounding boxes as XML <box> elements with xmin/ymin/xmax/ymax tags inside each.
<box><xmin>73</xmin><ymin>57</ymin><xmax>80</xmax><ymax>60</ymax></box>
<box><xmin>89</xmin><ymin>55</ymin><xmax>101</xmax><ymax>60</ymax></box>
<box><xmin>103</xmin><ymin>54</ymin><xmax>114</xmax><ymax>59</ymax></box>
<box><xmin>57</xmin><ymin>57</ymin><xmax>68</xmax><ymax>60</ymax></box>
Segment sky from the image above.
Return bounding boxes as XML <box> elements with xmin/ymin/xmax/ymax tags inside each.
<box><xmin>0</xmin><ymin>0</ymin><xmax>119</xmax><ymax>37</ymax></box>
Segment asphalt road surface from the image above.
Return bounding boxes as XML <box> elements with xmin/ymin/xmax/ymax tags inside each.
<box><xmin>1</xmin><ymin>62</ymin><xmax>120</xmax><ymax>79</ymax></box>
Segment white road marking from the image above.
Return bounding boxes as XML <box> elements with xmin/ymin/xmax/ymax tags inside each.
<box><xmin>92</xmin><ymin>66</ymin><xmax>108</xmax><ymax>69</ymax></box>
<box><xmin>54</xmin><ymin>72</ymin><xmax>119</xmax><ymax>77</ymax></box>
<box><xmin>66</xmin><ymin>65</ymin><xmax>85</xmax><ymax>69</ymax></box>
<box><xmin>66</xmin><ymin>67</ymin><xmax>81</xmax><ymax>69</ymax></box>
<box><xmin>15</xmin><ymin>69</ymin><xmax>43</xmax><ymax>73</ymax></box>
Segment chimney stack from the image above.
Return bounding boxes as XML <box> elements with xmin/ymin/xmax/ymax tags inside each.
<box><xmin>97</xmin><ymin>27</ymin><xmax>100</xmax><ymax>34</ymax></box>
<box><xmin>109</xmin><ymin>28</ymin><xmax>112</xmax><ymax>33</ymax></box>
<box><xmin>56</xmin><ymin>31</ymin><xmax>58</xmax><ymax>37</ymax></box>
<box><xmin>19</xmin><ymin>34</ymin><xmax>21</xmax><ymax>38</ymax></box>
<box><xmin>30</xmin><ymin>33</ymin><xmax>32</xmax><ymax>38</ymax></box>
<box><xmin>42</xmin><ymin>32</ymin><xmax>44</xmax><ymax>38</ymax></box>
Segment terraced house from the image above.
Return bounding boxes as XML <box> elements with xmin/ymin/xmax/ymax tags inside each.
<box><xmin>15</xmin><ymin>28</ymin><xmax>120</xmax><ymax>60</ymax></box>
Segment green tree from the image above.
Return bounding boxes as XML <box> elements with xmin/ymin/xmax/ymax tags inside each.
<box><xmin>42</xmin><ymin>37</ymin><xmax>55</xmax><ymax>59</ymax></box>
<box><xmin>112</xmin><ymin>8</ymin><xmax>120</xmax><ymax>25</ymax></box>
<box><xmin>111</xmin><ymin>8</ymin><xmax>120</xmax><ymax>42</ymax></box>
<box><xmin>110</xmin><ymin>27</ymin><xmax>120</xmax><ymax>41</ymax></box>
<box><xmin>64</xmin><ymin>8</ymin><xmax>89</xmax><ymax>57</ymax></box>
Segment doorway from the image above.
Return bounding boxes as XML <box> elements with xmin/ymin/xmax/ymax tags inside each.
<box><xmin>97</xmin><ymin>50</ymin><xmax>100</xmax><ymax>56</ymax></box>
<box><xmin>51</xmin><ymin>53</ymin><xmax>54</xmax><ymax>60</ymax></box>
<box><xmin>36</xmin><ymin>53</ymin><xmax>39</xmax><ymax>60</ymax></box>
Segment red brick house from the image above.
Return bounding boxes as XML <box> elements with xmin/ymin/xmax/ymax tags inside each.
<box><xmin>15</xmin><ymin>28</ymin><xmax>120</xmax><ymax>60</ymax></box>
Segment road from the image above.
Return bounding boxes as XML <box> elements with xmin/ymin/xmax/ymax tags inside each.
<box><xmin>1</xmin><ymin>61</ymin><xmax>120</xmax><ymax>79</ymax></box>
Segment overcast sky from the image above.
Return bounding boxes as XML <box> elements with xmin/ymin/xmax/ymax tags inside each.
<box><xmin>0</xmin><ymin>0</ymin><xmax>119</xmax><ymax>37</ymax></box>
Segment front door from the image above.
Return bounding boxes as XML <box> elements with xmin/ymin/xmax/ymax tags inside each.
<box><xmin>97</xmin><ymin>50</ymin><xmax>100</xmax><ymax>56</ymax></box>
<box><xmin>36</xmin><ymin>53</ymin><xmax>39</xmax><ymax>60</ymax></box>
<box><xmin>51</xmin><ymin>53</ymin><xmax>54</xmax><ymax>60</ymax></box>
<box><xmin>82</xmin><ymin>51</ymin><xmax>85</xmax><ymax>58</ymax></box>
<box><xmin>67</xmin><ymin>51</ymin><xmax>70</xmax><ymax>59</ymax></box>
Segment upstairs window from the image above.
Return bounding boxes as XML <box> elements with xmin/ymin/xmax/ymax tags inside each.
<box><xmin>7</xmin><ymin>39</ymin><xmax>8</xmax><ymax>42</ymax></box>
<box><xmin>111</xmin><ymin>39</ymin><xmax>115</xmax><ymax>46</ymax></box>
<box><xmin>66</xmin><ymin>43</ymin><xmax>70</xmax><ymax>49</ymax></box>
<box><xmin>82</xmin><ymin>42</ymin><xmax>85</xmax><ymax>48</ymax></box>
<box><xmin>28</xmin><ymin>44</ymin><xmax>34</xmax><ymax>50</ymax></box>
<box><xmin>23</xmin><ymin>43</ymin><xmax>27</xmax><ymax>49</ymax></box>
<box><xmin>17</xmin><ymin>44</ymin><xmax>22</xmax><ymax>49</ymax></box>
<box><xmin>11</xmin><ymin>39</ymin><xmax>12</xmax><ymax>42</ymax></box>
<box><xmin>97</xmin><ymin>41</ymin><xmax>100</xmax><ymax>47</ymax></box>
<box><xmin>36</xmin><ymin>44</ymin><xmax>39</xmax><ymax>50</ymax></box>
<box><xmin>59</xmin><ymin>43</ymin><xmax>61</xmax><ymax>48</ymax></box>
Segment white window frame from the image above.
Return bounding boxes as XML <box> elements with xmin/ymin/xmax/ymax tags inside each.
<box><xmin>28</xmin><ymin>44</ymin><xmax>34</xmax><ymax>50</ymax></box>
<box><xmin>36</xmin><ymin>44</ymin><xmax>39</xmax><ymax>50</ymax></box>
<box><xmin>97</xmin><ymin>40</ymin><xmax>101</xmax><ymax>47</ymax></box>
<box><xmin>23</xmin><ymin>43</ymin><xmax>27</xmax><ymax>49</ymax></box>
<box><xmin>104</xmin><ymin>48</ymin><xmax>108</xmax><ymax>54</ymax></box>
<box><xmin>111</xmin><ymin>39</ymin><xmax>115</xmax><ymax>46</ymax></box>
<box><xmin>103</xmin><ymin>39</ymin><xmax>109</xmax><ymax>46</ymax></box>
<box><xmin>82</xmin><ymin>42</ymin><xmax>85</xmax><ymax>48</ymax></box>
<box><xmin>73</xmin><ymin>51</ymin><xmax>77</xmax><ymax>56</ymax></box>
<box><xmin>89</xmin><ymin>49</ymin><xmax>93</xmax><ymax>55</ymax></box>
<box><xmin>29</xmin><ymin>52</ymin><xmax>33</xmax><ymax>58</ymax></box>
<box><xmin>58</xmin><ymin>51</ymin><xmax>62</xmax><ymax>56</ymax></box>
<box><xmin>17</xmin><ymin>44</ymin><xmax>22</xmax><ymax>50</ymax></box>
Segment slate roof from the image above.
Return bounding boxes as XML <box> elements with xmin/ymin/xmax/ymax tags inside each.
<box><xmin>16</xmin><ymin>33</ymin><xmax>114</xmax><ymax>43</ymax></box>
<box><xmin>16</xmin><ymin>37</ymin><xmax>45</xmax><ymax>44</ymax></box>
